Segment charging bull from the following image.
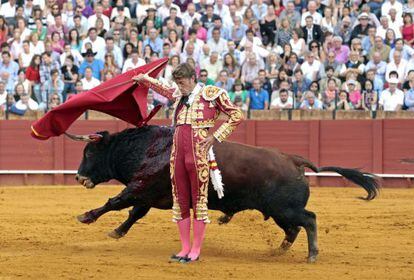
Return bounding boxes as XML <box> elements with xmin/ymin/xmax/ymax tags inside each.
<box><xmin>71</xmin><ymin>125</ymin><xmax>380</xmax><ymax>263</ymax></box>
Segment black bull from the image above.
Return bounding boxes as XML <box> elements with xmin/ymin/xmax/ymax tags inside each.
<box><xmin>74</xmin><ymin>125</ymin><xmax>380</xmax><ymax>262</ymax></box>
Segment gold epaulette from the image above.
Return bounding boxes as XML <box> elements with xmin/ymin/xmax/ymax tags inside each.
<box><xmin>202</xmin><ymin>86</ymin><xmax>223</xmax><ymax>101</ymax></box>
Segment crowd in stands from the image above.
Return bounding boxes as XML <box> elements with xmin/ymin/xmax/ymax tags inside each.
<box><xmin>1</xmin><ymin>0</ymin><xmax>414</xmax><ymax>117</ymax></box>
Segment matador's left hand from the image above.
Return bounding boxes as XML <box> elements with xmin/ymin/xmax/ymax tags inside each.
<box><xmin>199</xmin><ymin>135</ymin><xmax>217</xmax><ymax>152</ymax></box>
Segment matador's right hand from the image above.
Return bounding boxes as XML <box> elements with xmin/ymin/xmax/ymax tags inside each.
<box><xmin>132</xmin><ymin>73</ymin><xmax>147</xmax><ymax>84</ymax></box>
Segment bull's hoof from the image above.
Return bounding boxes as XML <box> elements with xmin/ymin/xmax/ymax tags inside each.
<box><xmin>217</xmin><ymin>215</ymin><xmax>232</xmax><ymax>225</ymax></box>
<box><xmin>108</xmin><ymin>229</ymin><xmax>125</xmax><ymax>239</ymax></box>
<box><xmin>275</xmin><ymin>240</ymin><xmax>292</xmax><ymax>255</ymax></box>
<box><xmin>77</xmin><ymin>213</ymin><xmax>96</xmax><ymax>224</ymax></box>
<box><xmin>307</xmin><ymin>255</ymin><xmax>318</xmax><ymax>263</ymax></box>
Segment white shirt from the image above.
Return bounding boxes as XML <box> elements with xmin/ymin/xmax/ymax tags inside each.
<box><xmin>207</xmin><ymin>38</ymin><xmax>229</xmax><ymax>54</ymax></box>
<box><xmin>239</xmin><ymin>36</ymin><xmax>262</xmax><ymax>48</ymax></box>
<box><xmin>386</xmin><ymin>60</ymin><xmax>408</xmax><ymax>83</ymax></box>
<box><xmin>15</xmin><ymin>98</ymin><xmax>39</xmax><ymax>111</ymax></box>
<box><xmin>81</xmin><ymin>37</ymin><xmax>106</xmax><ymax>61</ymax></box>
<box><xmin>381</xmin><ymin>1</ymin><xmax>403</xmax><ymax>18</ymax></box>
<box><xmin>182</xmin><ymin>12</ymin><xmax>202</xmax><ymax>31</ymax></box>
<box><xmin>87</xmin><ymin>14</ymin><xmax>110</xmax><ymax>32</ymax></box>
<box><xmin>110</xmin><ymin>7</ymin><xmax>131</xmax><ymax>19</ymax></box>
<box><xmin>20</xmin><ymin>51</ymin><xmax>34</xmax><ymax>68</ymax></box>
<box><xmin>158</xmin><ymin>4</ymin><xmax>181</xmax><ymax>21</ymax></box>
<box><xmin>0</xmin><ymin>2</ymin><xmax>17</xmax><ymax>18</ymax></box>
<box><xmin>270</xmin><ymin>96</ymin><xmax>293</xmax><ymax>109</ymax></box>
<box><xmin>379</xmin><ymin>88</ymin><xmax>404</xmax><ymax>111</ymax></box>
<box><xmin>122</xmin><ymin>58</ymin><xmax>146</xmax><ymax>73</ymax></box>
<box><xmin>301</xmin><ymin>60</ymin><xmax>321</xmax><ymax>81</ymax></box>
<box><xmin>81</xmin><ymin>77</ymin><xmax>101</xmax><ymax>90</ymax></box>
<box><xmin>30</xmin><ymin>41</ymin><xmax>45</xmax><ymax>55</ymax></box>
<box><xmin>60</xmin><ymin>50</ymin><xmax>84</xmax><ymax>67</ymax></box>
<box><xmin>301</xmin><ymin>11</ymin><xmax>322</xmax><ymax>27</ymax></box>
<box><xmin>0</xmin><ymin>90</ymin><xmax>7</xmax><ymax>106</ymax></box>
<box><xmin>387</xmin><ymin>16</ymin><xmax>403</xmax><ymax>38</ymax></box>
<box><xmin>214</xmin><ymin>4</ymin><xmax>230</xmax><ymax>20</ymax></box>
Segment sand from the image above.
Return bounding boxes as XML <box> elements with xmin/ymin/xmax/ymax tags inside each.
<box><xmin>0</xmin><ymin>186</ymin><xmax>413</xmax><ymax>280</ymax></box>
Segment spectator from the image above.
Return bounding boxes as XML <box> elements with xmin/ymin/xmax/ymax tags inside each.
<box><xmin>48</xmin><ymin>14</ymin><xmax>68</xmax><ymax>40</ymax></box>
<box><xmin>275</xmin><ymin>18</ymin><xmax>292</xmax><ymax>48</ymax></box>
<box><xmin>0</xmin><ymin>80</ymin><xmax>7</xmax><ymax>105</ymax></box>
<box><xmin>48</xmin><ymin>93</ymin><xmax>61</xmax><ymax>110</ymax></box>
<box><xmin>258</xmin><ymin>69</ymin><xmax>272</xmax><ymax>98</ymax></box>
<box><xmin>79</xmin><ymin>49</ymin><xmax>104</xmax><ymax>80</ymax></box>
<box><xmin>259</xmin><ymin>5</ymin><xmax>277</xmax><ymax>46</ymax></box>
<box><xmin>164</xmin><ymin>55</ymin><xmax>180</xmax><ymax>82</ymax></box>
<box><xmin>180</xmin><ymin>42</ymin><xmax>198</xmax><ymax>66</ymax></box>
<box><xmin>335</xmin><ymin>90</ymin><xmax>354</xmax><ymax>111</ymax></box>
<box><xmin>319</xmin><ymin>66</ymin><xmax>341</xmax><ymax>93</ymax></box>
<box><xmin>369</xmin><ymin>36</ymin><xmax>391</xmax><ymax>62</ymax></box>
<box><xmin>247</xmin><ymin>78</ymin><xmax>269</xmax><ymax>110</ymax></box>
<box><xmin>365</xmin><ymin>51</ymin><xmax>387</xmax><ymax>82</ymax></box>
<box><xmin>300</xmin><ymin>51</ymin><xmax>321</xmax><ymax>82</ymax></box>
<box><xmin>200</xmin><ymin>5</ymin><xmax>220</xmax><ymax>30</ymax></box>
<box><xmin>322</xmin><ymin>78</ymin><xmax>339</xmax><ymax>109</ymax></box>
<box><xmin>404</xmin><ymin>83</ymin><xmax>414</xmax><ymax>111</ymax></box>
<box><xmin>222</xmin><ymin>53</ymin><xmax>240</xmax><ymax>80</ymax></box>
<box><xmin>362</xmin><ymin>79</ymin><xmax>379</xmax><ymax>111</ymax></box>
<box><xmin>50</xmin><ymin>32</ymin><xmax>65</xmax><ymax>55</ymax></box>
<box><xmin>386</xmin><ymin>51</ymin><xmax>408</xmax><ymax>84</ymax></box>
<box><xmin>60</xmin><ymin>44</ymin><xmax>83</xmax><ymax>67</ymax></box>
<box><xmin>207</xmin><ymin>17</ymin><xmax>230</xmax><ymax>41</ymax></box>
<box><xmin>379</xmin><ymin>77</ymin><xmax>404</xmax><ymax>111</ymax></box>
<box><xmin>61</xmin><ymin>55</ymin><xmax>79</xmax><ymax>101</ymax></box>
<box><xmin>14</xmin><ymin>92</ymin><xmax>39</xmax><ymax>112</ymax></box>
<box><xmin>163</xmin><ymin>7</ymin><xmax>184</xmax><ymax>36</ymax></box>
<box><xmin>0</xmin><ymin>16</ymin><xmax>8</xmax><ymax>45</ymax></box>
<box><xmin>229</xmin><ymin>15</ymin><xmax>247</xmax><ymax>46</ymax></box>
<box><xmin>270</xmin><ymin>88</ymin><xmax>293</xmax><ymax>110</ymax></box>
<box><xmin>229</xmin><ymin>79</ymin><xmax>248</xmax><ymax>104</ymax></box>
<box><xmin>241</xmin><ymin>53</ymin><xmax>263</xmax><ymax>88</ymax></box>
<box><xmin>403</xmin><ymin>70</ymin><xmax>414</xmax><ymax>92</ymax></box>
<box><xmin>300</xmin><ymin>91</ymin><xmax>323</xmax><ymax>110</ymax></box>
<box><xmin>402</xmin><ymin>13</ymin><xmax>414</xmax><ymax>47</ymax></box>
<box><xmin>182</xmin><ymin>3</ymin><xmax>201</xmax><ymax>32</ymax></box>
<box><xmin>30</xmin><ymin>33</ymin><xmax>45</xmax><ymax>56</ymax></box>
<box><xmin>15</xmin><ymin>69</ymin><xmax>31</xmax><ymax>97</ymax></box>
<box><xmin>292</xmin><ymin>69</ymin><xmax>311</xmax><ymax>98</ymax></box>
<box><xmin>81</xmin><ymin>28</ymin><xmax>106</xmax><ymax>61</ymax></box>
<box><xmin>122</xmin><ymin>48</ymin><xmax>145</xmax><ymax>73</ymax></box>
<box><xmin>164</xmin><ymin>29</ymin><xmax>183</xmax><ymax>55</ymax></box>
<box><xmin>18</xmin><ymin>40</ymin><xmax>34</xmax><ymax>69</ymax></box>
<box><xmin>329</xmin><ymin>36</ymin><xmax>350</xmax><ymax>65</ymax></box>
<box><xmin>40</xmin><ymin>69</ymin><xmax>64</xmax><ymax>110</ymax></box>
<box><xmin>81</xmin><ymin>67</ymin><xmax>101</xmax><ymax>91</ymax></box>
<box><xmin>200</xmin><ymin>51</ymin><xmax>222</xmax><ymax>81</ymax></box>
<box><xmin>0</xmin><ymin>51</ymin><xmax>19</xmax><ymax>92</ymax></box>
<box><xmin>207</xmin><ymin>27</ymin><xmax>228</xmax><ymax>54</ymax></box>
<box><xmin>143</xmin><ymin>28</ymin><xmax>163</xmax><ymax>54</ymax></box>
<box><xmin>158</xmin><ymin>0</ymin><xmax>181</xmax><ymax>22</ymax></box>
<box><xmin>344</xmin><ymin>79</ymin><xmax>362</xmax><ymax>109</ymax></box>
<box><xmin>104</xmin><ymin>37</ymin><xmax>123</xmax><ymax>69</ymax></box>
<box><xmin>289</xmin><ymin>28</ymin><xmax>306</xmax><ymax>59</ymax></box>
<box><xmin>279</xmin><ymin>1</ymin><xmax>301</xmax><ymax>29</ymax></box>
<box><xmin>87</xmin><ymin>3</ymin><xmax>110</xmax><ymax>31</ymax></box>
<box><xmin>26</xmin><ymin>55</ymin><xmax>41</xmax><ymax>102</ymax></box>
<box><xmin>366</xmin><ymin>69</ymin><xmax>385</xmax><ymax>93</ymax></box>
<box><xmin>350</xmin><ymin>13</ymin><xmax>372</xmax><ymax>42</ymax></box>
<box><xmin>190</xmin><ymin>19</ymin><xmax>207</xmax><ymax>43</ymax></box>
<box><xmin>198</xmin><ymin>69</ymin><xmax>215</xmax><ymax>86</ymax></box>
<box><xmin>361</xmin><ymin>26</ymin><xmax>377</xmax><ymax>55</ymax></box>
<box><xmin>215</xmin><ymin>69</ymin><xmax>234</xmax><ymax>92</ymax></box>
<box><xmin>343</xmin><ymin>51</ymin><xmax>365</xmax><ymax>82</ymax></box>
<box><xmin>300</xmin><ymin>1</ymin><xmax>322</xmax><ymax>26</ymax></box>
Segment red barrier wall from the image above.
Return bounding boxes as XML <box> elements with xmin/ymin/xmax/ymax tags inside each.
<box><xmin>1</xmin><ymin>119</ymin><xmax>414</xmax><ymax>187</ymax></box>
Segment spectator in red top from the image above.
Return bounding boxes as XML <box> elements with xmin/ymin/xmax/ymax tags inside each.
<box><xmin>26</xmin><ymin>55</ymin><xmax>41</xmax><ymax>102</ymax></box>
<box><xmin>402</xmin><ymin>13</ymin><xmax>414</xmax><ymax>47</ymax></box>
<box><xmin>0</xmin><ymin>16</ymin><xmax>8</xmax><ymax>45</ymax></box>
<box><xmin>101</xmin><ymin>0</ymin><xmax>113</xmax><ymax>18</ymax></box>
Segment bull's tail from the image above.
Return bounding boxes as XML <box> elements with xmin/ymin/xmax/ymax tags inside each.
<box><xmin>289</xmin><ymin>155</ymin><xmax>381</xmax><ymax>201</ymax></box>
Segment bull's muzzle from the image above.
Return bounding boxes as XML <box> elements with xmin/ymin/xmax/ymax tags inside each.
<box><xmin>75</xmin><ymin>174</ymin><xmax>95</xmax><ymax>189</ymax></box>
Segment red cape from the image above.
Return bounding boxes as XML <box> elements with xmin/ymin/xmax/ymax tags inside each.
<box><xmin>31</xmin><ymin>58</ymin><xmax>169</xmax><ymax>140</ymax></box>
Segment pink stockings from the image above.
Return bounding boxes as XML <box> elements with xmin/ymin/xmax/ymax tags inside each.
<box><xmin>176</xmin><ymin>218</ymin><xmax>207</xmax><ymax>260</ymax></box>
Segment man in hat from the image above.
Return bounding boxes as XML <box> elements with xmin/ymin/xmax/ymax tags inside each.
<box><xmin>350</xmin><ymin>13</ymin><xmax>373</xmax><ymax>41</ymax></box>
<box><xmin>79</xmin><ymin>49</ymin><xmax>104</xmax><ymax>80</ymax></box>
<box><xmin>133</xmin><ymin>63</ymin><xmax>243</xmax><ymax>263</ymax></box>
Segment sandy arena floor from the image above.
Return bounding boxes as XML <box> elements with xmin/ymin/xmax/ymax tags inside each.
<box><xmin>0</xmin><ymin>186</ymin><xmax>413</xmax><ymax>280</ymax></box>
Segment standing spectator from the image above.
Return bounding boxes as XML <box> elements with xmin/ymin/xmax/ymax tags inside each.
<box><xmin>247</xmin><ymin>78</ymin><xmax>269</xmax><ymax>110</ymax></box>
<box><xmin>0</xmin><ymin>51</ymin><xmax>19</xmax><ymax>92</ymax></box>
<box><xmin>379</xmin><ymin>77</ymin><xmax>404</xmax><ymax>111</ymax></box>
<box><xmin>302</xmin><ymin>15</ymin><xmax>323</xmax><ymax>46</ymax></box>
<box><xmin>79</xmin><ymin>49</ymin><xmax>104</xmax><ymax>80</ymax></box>
<box><xmin>61</xmin><ymin>55</ymin><xmax>79</xmax><ymax>101</ymax></box>
<box><xmin>81</xmin><ymin>67</ymin><xmax>101</xmax><ymax>91</ymax></box>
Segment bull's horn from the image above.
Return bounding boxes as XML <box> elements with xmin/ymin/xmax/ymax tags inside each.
<box><xmin>64</xmin><ymin>132</ymin><xmax>103</xmax><ymax>143</ymax></box>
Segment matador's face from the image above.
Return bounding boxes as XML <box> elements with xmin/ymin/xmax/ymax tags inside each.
<box><xmin>175</xmin><ymin>77</ymin><xmax>196</xmax><ymax>96</ymax></box>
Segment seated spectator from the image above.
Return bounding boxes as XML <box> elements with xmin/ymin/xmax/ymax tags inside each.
<box><xmin>60</xmin><ymin>43</ymin><xmax>83</xmax><ymax>67</ymax></box>
<box><xmin>40</xmin><ymin>69</ymin><xmax>64</xmax><ymax>110</ymax></box>
<box><xmin>200</xmin><ymin>5</ymin><xmax>220</xmax><ymax>30</ymax></box>
<box><xmin>385</xmin><ymin>51</ymin><xmax>409</xmax><ymax>84</ymax></box>
<box><xmin>289</xmin><ymin>28</ymin><xmax>306</xmax><ymax>59</ymax></box>
<box><xmin>403</xmin><ymin>70</ymin><xmax>414</xmax><ymax>92</ymax></box>
<box><xmin>404</xmin><ymin>84</ymin><xmax>414</xmax><ymax>111</ymax></box>
<box><xmin>322</xmin><ymin>78</ymin><xmax>339</xmax><ymax>109</ymax></box>
<box><xmin>229</xmin><ymin>15</ymin><xmax>247</xmax><ymax>46</ymax></box>
<box><xmin>198</xmin><ymin>69</ymin><xmax>215</xmax><ymax>86</ymax></box>
<box><xmin>362</xmin><ymin>79</ymin><xmax>379</xmax><ymax>111</ymax></box>
<box><xmin>164</xmin><ymin>29</ymin><xmax>183</xmax><ymax>55</ymax></box>
<box><xmin>241</xmin><ymin>53</ymin><xmax>263</xmax><ymax>88</ymax></box>
<box><xmin>207</xmin><ymin>27</ymin><xmax>228</xmax><ymax>54</ymax></box>
<box><xmin>215</xmin><ymin>70</ymin><xmax>234</xmax><ymax>92</ymax></box>
<box><xmin>190</xmin><ymin>19</ymin><xmax>207</xmax><ymax>43</ymax></box>
<box><xmin>103</xmin><ymin>52</ymin><xmax>120</xmax><ymax>77</ymax></box>
<box><xmin>222</xmin><ymin>53</ymin><xmax>240</xmax><ymax>80</ymax></box>
<box><xmin>164</xmin><ymin>55</ymin><xmax>180</xmax><ymax>82</ymax></box>
<box><xmin>1</xmin><ymin>94</ymin><xmax>17</xmax><ymax>113</ymax></box>
<box><xmin>260</xmin><ymin>5</ymin><xmax>277</xmax><ymax>46</ymax></box>
<box><xmin>0</xmin><ymin>51</ymin><xmax>19</xmax><ymax>92</ymax></box>
<box><xmin>292</xmin><ymin>69</ymin><xmax>311</xmax><ymax>98</ymax></box>
<box><xmin>343</xmin><ymin>51</ymin><xmax>365</xmax><ymax>82</ymax></box>
<box><xmin>329</xmin><ymin>36</ymin><xmax>350</xmax><ymax>65</ymax></box>
<box><xmin>319</xmin><ymin>66</ymin><xmax>342</xmax><ymax>93</ymax></box>
<box><xmin>258</xmin><ymin>69</ymin><xmax>272</xmax><ymax>98</ymax></box>
<box><xmin>379</xmin><ymin>77</ymin><xmax>404</xmax><ymax>111</ymax></box>
<box><xmin>309</xmin><ymin>81</ymin><xmax>321</xmax><ymax>99</ymax></box>
<box><xmin>335</xmin><ymin>90</ymin><xmax>354</xmax><ymax>111</ymax></box>
<box><xmin>344</xmin><ymin>79</ymin><xmax>362</xmax><ymax>109</ymax></box>
<box><xmin>18</xmin><ymin>40</ymin><xmax>34</xmax><ymax>69</ymax></box>
<box><xmin>48</xmin><ymin>93</ymin><xmax>61</xmax><ymax>110</ymax></box>
<box><xmin>143</xmin><ymin>28</ymin><xmax>164</xmax><ymax>55</ymax></box>
<box><xmin>300</xmin><ymin>52</ymin><xmax>321</xmax><ymax>82</ymax></box>
<box><xmin>270</xmin><ymin>89</ymin><xmax>293</xmax><ymax>110</ymax></box>
<box><xmin>369</xmin><ymin>36</ymin><xmax>391</xmax><ymax>62</ymax></box>
<box><xmin>366</xmin><ymin>69</ymin><xmax>385</xmax><ymax>93</ymax></box>
<box><xmin>50</xmin><ymin>31</ymin><xmax>65</xmax><ymax>55</ymax></box>
<box><xmin>81</xmin><ymin>67</ymin><xmax>101</xmax><ymax>91</ymax></box>
<box><xmin>207</xmin><ymin>17</ymin><xmax>230</xmax><ymax>41</ymax></box>
<box><xmin>79</xmin><ymin>49</ymin><xmax>104</xmax><ymax>80</ymax></box>
<box><xmin>247</xmin><ymin>78</ymin><xmax>269</xmax><ymax>110</ymax></box>
<box><xmin>302</xmin><ymin>15</ymin><xmax>324</xmax><ymax>46</ymax></box>
<box><xmin>14</xmin><ymin>93</ymin><xmax>39</xmax><ymax>113</ymax></box>
<box><xmin>61</xmin><ymin>55</ymin><xmax>79</xmax><ymax>101</ymax></box>
<box><xmin>300</xmin><ymin>91</ymin><xmax>323</xmax><ymax>110</ymax></box>
<box><xmin>365</xmin><ymin>51</ymin><xmax>387</xmax><ymax>82</ymax></box>
<box><xmin>229</xmin><ymin>79</ymin><xmax>248</xmax><ymax>104</ymax></box>
<box><xmin>0</xmin><ymin>80</ymin><xmax>6</xmax><ymax>105</ymax></box>
<box><xmin>265</xmin><ymin>52</ymin><xmax>282</xmax><ymax>82</ymax></box>
<box><xmin>185</xmin><ymin>57</ymin><xmax>199</xmax><ymax>76</ymax></box>
<box><xmin>390</xmin><ymin>39</ymin><xmax>414</xmax><ymax>62</ymax></box>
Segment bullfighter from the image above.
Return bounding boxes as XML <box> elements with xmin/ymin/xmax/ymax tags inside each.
<box><xmin>133</xmin><ymin>63</ymin><xmax>244</xmax><ymax>263</ymax></box>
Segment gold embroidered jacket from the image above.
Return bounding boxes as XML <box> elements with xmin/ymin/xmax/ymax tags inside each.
<box><xmin>171</xmin><ymin>84</ymin><xmax>244</xmax><ymax>142</ymax></box>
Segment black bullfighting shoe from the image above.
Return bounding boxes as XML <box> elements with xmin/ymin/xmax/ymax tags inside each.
<box><xmin>169</xmin><ymin>254</ymin><xmax>186</xmax><ymax>262</ymax></box>
<box><xmin>178</xmin><ymin>256</ymin><xmax>199</xmax><ymax>264</ymax></box>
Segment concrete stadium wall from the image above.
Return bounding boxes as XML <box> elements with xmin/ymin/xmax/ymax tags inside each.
<box><xmin>1</xmin><ymin>119</ymin><xmax>414</xmax><ymax>187</ymax></box>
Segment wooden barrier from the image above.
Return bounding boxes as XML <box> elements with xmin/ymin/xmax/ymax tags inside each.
<box><xmin>335</xmin><ymin>110</ymin><xmax>372</xmax><ymax>120</ymax></box>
